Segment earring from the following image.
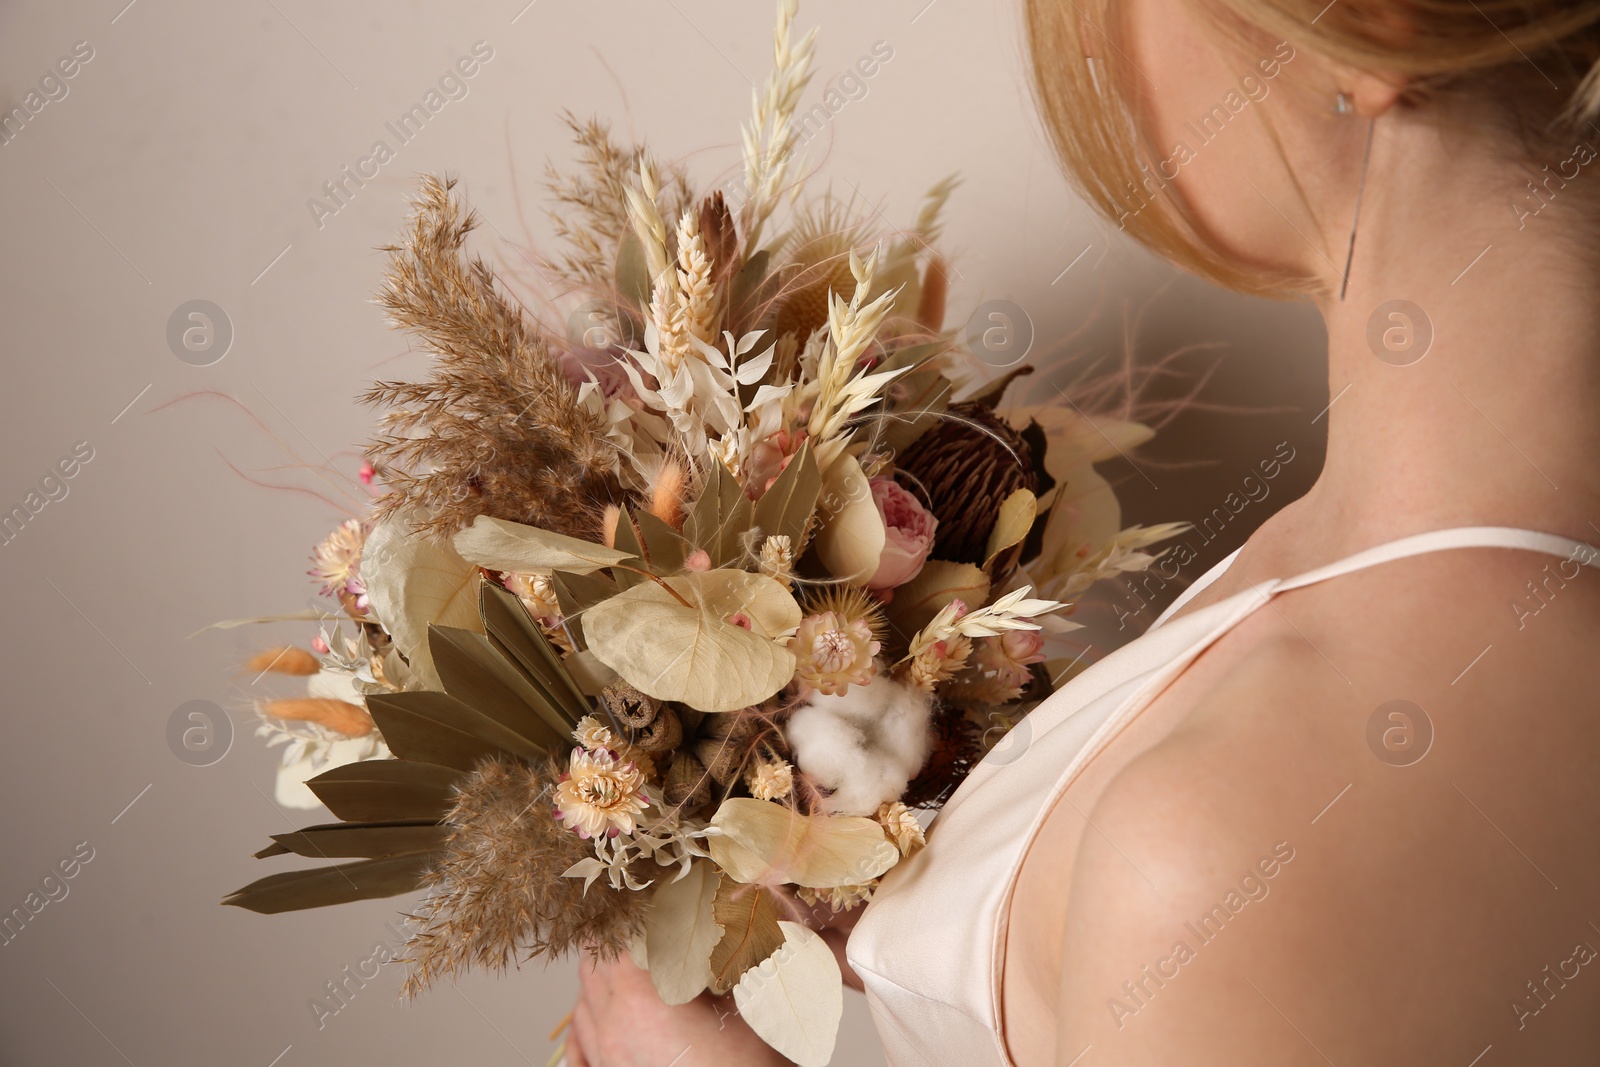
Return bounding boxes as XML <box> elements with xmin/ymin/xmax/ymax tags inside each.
<box><xmin>1338</xmin><ymin>116</ymin><xmax>1377</xmax><ymax>301</ymax></box>
<box><xmin>1333</xmin><ymin>91</ymin><xmax>1354</xmax><ymax>116</ymax></box>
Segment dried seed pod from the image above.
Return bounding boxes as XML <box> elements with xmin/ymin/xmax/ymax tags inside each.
<box><xmin>633</xmin><ymin>704</ymin><xmax>683</xmax><ymax>754</ymax></box>
<box><xmin>697</xmin><ymin>191</ymin><xmax>738</xmax><ymax>285</ymax></box>
<box><xmin>694</xmin><ymin>714</ymin><xmax>757</xmax><ymax>786</ymax></box>
<box><xmin>602</xmin><ymin>683</ymin><xmax>660</xmax><ymax>729</ymax></box>
<box><xmin>663</xmin><ymin>750</ymin><xmax>712</xmax><ymax>811</ymax></box>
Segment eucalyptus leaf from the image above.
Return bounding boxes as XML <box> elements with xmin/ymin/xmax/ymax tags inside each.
<box><xmin>645</xmin><ymin>859</ymin><xmax>722</xmax><ymax>1005</ymax></box>
<box><xmin>610</xmin><ymin>510</ymin><xmax>647</xmax><ymax>590</ymax></box>
<box><xmin>683</xmin><ymin>461</ymin><xmax>752</xmax><ymax>567</ymax></box>
<box><xmin>751</xmin><ymin>440</ymin><xmax>820</xmax><ymax>551</ymax></box>
<box><xmin>552</xmin><ymin>569</ymin><xmax>616</xmax><ymax>613</ymax></box>
<box><xmin>634</xmin><ymin>510</ymin><xmax>687</xmax><ymax>573</ymax></box>
<box><xmin>983</xmin><ymin>488</ymin><xmax>1038</xmax><ymax>570</ymax></box>
<box><xmin>452</xmin><ymin>515</ymin><xmax>637</xmax><ymax>575</ymax></box>
<box><xmin>363</xmin><ymin>516</ymin><xmax>484</xmax><ymax>690</ymax></box>
<box><xmin>731</xmin><ymin>921</ymin><xmax>843</xmax><ymax>1067</ymax></box>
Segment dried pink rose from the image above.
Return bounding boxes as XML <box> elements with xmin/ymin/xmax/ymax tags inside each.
<box><xmin>866</xmin><ymin>478</ymin><xmax>937</xmax><ymax>591</ymax></box>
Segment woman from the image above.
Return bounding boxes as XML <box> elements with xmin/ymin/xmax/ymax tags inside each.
<box><xmin>565</xmin><ymin>1</ymin><xmax>1600</xmax><ymax>1063</ymax></box>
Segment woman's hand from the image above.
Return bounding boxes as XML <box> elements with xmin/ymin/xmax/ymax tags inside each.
<box><xmin>563</xmin><ymin>952</ymin><xmax>790</xmax><ymax>1067</ymax></box>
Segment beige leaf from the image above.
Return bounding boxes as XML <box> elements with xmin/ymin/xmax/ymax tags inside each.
<box><xmin>362</xmin><ymin>516</ymin><xmax>483</xmax><ymax>690</ymax></box>
<box><xmin>565</xmin><ymin>649</ymin><xmax>619</xmax><ymax>696</ymax></box>
<box><xmin>451</xmin><ymin>515</ymin><xmax>635</xmax><ymax>575</ymax></box>
<box><xmin>708</xmin><ymin>876</ymin><xmax>785</xmax><ymax>995</ymax></box>
<box><xmin>584</xmin><ymin>570</ymin><xmax>800</xmax><ymax>713</ymax></box>
<box><xmin>885</xmin><ymin>559</ymin><xmax>991</xmax><ymax>640</ymax></box>
<box><xmin>627</xmin><ymin>924</ymin><xmax>650</xmax><ymax>971</ymax></box>
<box><xmin>732</xmin><ymin>921</ymin><xmax>843</xmax><ymax>1067</ymax></box>
<box><xmin>1032</xmin><ymin>459</ymin><xmax>1121</xmax><ymax>582</ymax></box>
<box><xmin>810</xmin><ymin>453</ymin><xmax>884</xmax><ymax>584</ymax></box>
<box><xmin>983</xmin><ymin>488</ymin><xmax>1037</xmax><ymax>568</ymax></box>
<box><xmin>708</xmin><ymin>798</ymin><xmax>900</xmax><ymax>888</ymax></box>
<box><xmin>1001</xmin><ymin>404</ymin><xmax>1155</xmax><ymax>474</ymax></box>
<box><xmin>645</xmin><ymin>859</ymin><xmax>722</xmax><ymax>1006</ymax></box>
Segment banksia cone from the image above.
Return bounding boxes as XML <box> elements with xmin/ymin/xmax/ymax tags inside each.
<box><xmin>892</xmin><ymin>400</ymin><xmax>1038</xmax><ymax>565</ymax></box>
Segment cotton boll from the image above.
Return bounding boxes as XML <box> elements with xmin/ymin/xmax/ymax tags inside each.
<box><xmin>783</xmin><ymin>672</ymin><xmax>935</xmax><ymax>815</ymax></box>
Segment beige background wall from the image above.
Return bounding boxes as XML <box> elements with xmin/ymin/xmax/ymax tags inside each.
<box><xmin>0</xmin><ymin>1</ymin><xmax>1326</xmax><ymax>1064</ymax></box>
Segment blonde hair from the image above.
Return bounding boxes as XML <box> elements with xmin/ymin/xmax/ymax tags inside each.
<box><xmin>1024</xmin><ymin>0</ymin><xmax>1600</xmax><ymax>297</ymax></box>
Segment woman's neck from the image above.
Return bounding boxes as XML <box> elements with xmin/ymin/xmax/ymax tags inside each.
<box><xmin>1272</xmin><ymin>117</ymin><xmax>1600</xmax><ymax>558</ymax></box>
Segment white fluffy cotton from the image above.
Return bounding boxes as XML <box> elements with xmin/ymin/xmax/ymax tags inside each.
<box><xmin>783</xmin><ymin>672</ymin><xmax>935</xmax><ymax>816</ymax></box>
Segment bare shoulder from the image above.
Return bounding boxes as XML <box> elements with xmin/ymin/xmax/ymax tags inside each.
<box><xmin>1050</xmin><ymin>546</ymin><xmax>1600</xmax><ymax>1066</ymax></box>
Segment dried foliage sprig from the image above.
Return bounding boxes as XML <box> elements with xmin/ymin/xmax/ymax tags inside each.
<box><xmin>539</xmin><ymin>111</ymin><xmax>693</xmax><ymax>293</ymax></box>
<box><xmin>364</xmin><ymin>174</ymin><xmax>624</xmax><ymax>541</ymax></box>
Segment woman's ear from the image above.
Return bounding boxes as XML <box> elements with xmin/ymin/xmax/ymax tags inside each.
<box><xmin>1341</xmin><ymin>66</ymin><xmax>1408</xmax><ymax>118</ymax></box>
<box><xmin>1325</xmin><ymin>0</ymin><xmax>1415</xmax><ymax>118</ymax></box>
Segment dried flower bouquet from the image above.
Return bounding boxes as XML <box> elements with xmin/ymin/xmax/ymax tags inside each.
<box><xmin>221</xmin><ymin>2</ymin><xmax>1185</xmax><ymax>1062</ymax></box>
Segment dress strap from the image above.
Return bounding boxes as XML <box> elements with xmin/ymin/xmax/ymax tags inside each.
<box><xmin>1276</xmin><ymin>525</ymin><xmax>1600</xmax><ymax>593</ymax></box>
<box><xmin>1150</xmin><ymin>545</ymin><xmax>1242</xmax><ymax>629</ymax></box>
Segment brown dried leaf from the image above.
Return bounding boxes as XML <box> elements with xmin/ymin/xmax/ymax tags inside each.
<box><xmin>707</xmin><ymin>875</ymin><xmax>784</xmax><ymax>995</ymax></box>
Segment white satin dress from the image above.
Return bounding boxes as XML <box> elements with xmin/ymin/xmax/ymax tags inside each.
<box><xmin>845</xmin><ymin>525</ymin><xmax>1599</xmax><ymax>1066</ymax></box>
